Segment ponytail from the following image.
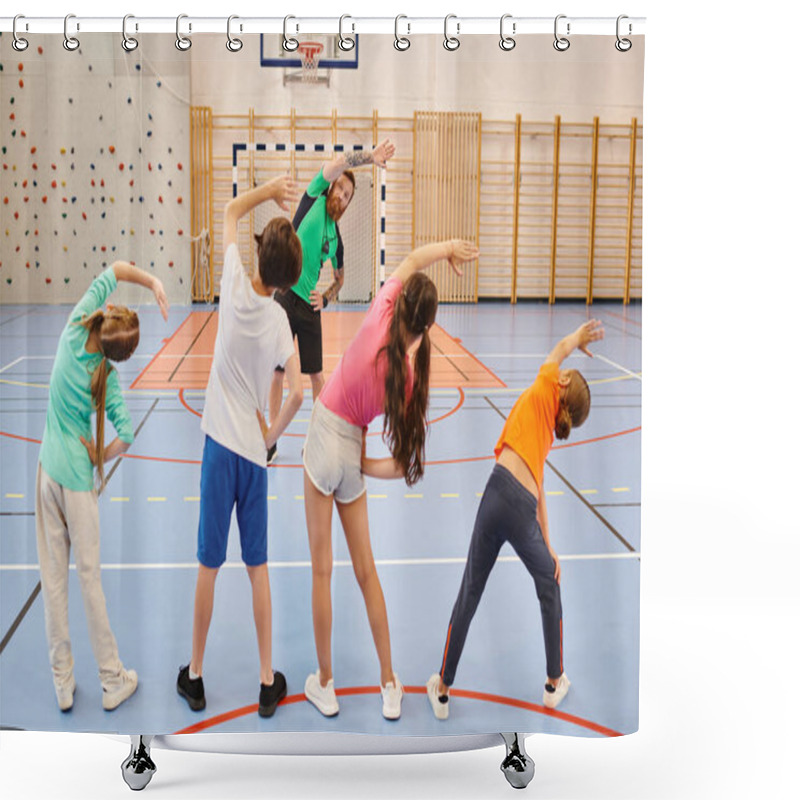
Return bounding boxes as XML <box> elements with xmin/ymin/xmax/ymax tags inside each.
<box><xmin>380</xmin><ymin>273</ymin><xmax>438</xmax><ymax>486</ymax></box>
<box><xmin>76</xmin><ymin>306</ymin><xmax>140</xmax><ymax>491</ymax></box>
<box><xmin>555</xmin><ymin>370</ymin><xmax>591</xmax><ymax>441</ymax></box>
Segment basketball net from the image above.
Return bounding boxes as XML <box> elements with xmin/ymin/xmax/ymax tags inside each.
<box><xmin>299</xmin><ymin>42</ymin><xmax>323</xmax><ymax>83</ymax></box>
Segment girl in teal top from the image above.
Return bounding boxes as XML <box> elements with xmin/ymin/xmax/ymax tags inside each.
<box><xmin>35</xmin><ymin>262</ymin><xmax>168</xmax><ymax>712</ymax></box>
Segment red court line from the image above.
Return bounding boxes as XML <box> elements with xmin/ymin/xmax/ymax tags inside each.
<box><xmin>0</xmin><ymin>424</ymin><xmax>640</xmax><ymax>469</ymax></box>
<box><xmin>0</xmin><ymin>431</ymin><xmax>41</xmax><ymax>445</ymax></box>
<box><xmin>129</xmin><ymin>314</ymin><xmax>197</xmax><ymax>390</ymax></box>
<box><xmin>172</xmin><ymin>686</ymin><xmax>622</xmax><ymax>737</ymax></box>
<box><xmin>552</xmin><ymin>426</ymin><xmax>641</xmax><ymax>451</ymax></box>
<box><xmin>179</xmin><ymin>388</ymin><xmax>202</xmax><ymax>418</ymax></box>
<box><xmin>225</xmin><ymin>387</ymin><xmax>466</xmax><ymax>439</ymax></box>
<box><xmin>433</xmin><ymin>325</ymin><xmax>507</xmax><ymax>389</ymax></box>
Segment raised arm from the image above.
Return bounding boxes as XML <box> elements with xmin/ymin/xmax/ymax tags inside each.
<box><xmin>544</xmin><ymin>320</ymin><xmax>604</xmax><ymax>367</ymax></box>
<box><xmin>391</xmin><ymin>239</ymin><xmax>479</xmax><ymax>286</ymax></box>
<box><xmin>111</xmin><ymin>261</ymin><xmax>169</xmax><ymax>321</ymax></box>
<box><xmin>321</xmin><ymin>139</ymin><xmax>396</xmax><ymax>184</ymax></box>
<box><xmin>222</xmin><ymin>176</ymin><xmax>298</xmax><ymax>251</ymax></box>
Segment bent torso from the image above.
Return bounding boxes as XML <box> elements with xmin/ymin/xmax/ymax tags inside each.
<box><xmin>496</xmin><ymin>445</ymin><xmax>539</xmax><ymax>501</ymax></box>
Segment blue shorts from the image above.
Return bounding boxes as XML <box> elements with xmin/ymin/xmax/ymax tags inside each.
<box><xmin>197</xmin><ymin>435</ymin><xmax>268</xmax><ymax>569</ymax></box>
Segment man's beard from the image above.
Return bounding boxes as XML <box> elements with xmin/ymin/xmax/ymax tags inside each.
<box><xmin>326</xmin><ymin>193</ymin><xmax>344</xmax><ymax>222</ymax></box>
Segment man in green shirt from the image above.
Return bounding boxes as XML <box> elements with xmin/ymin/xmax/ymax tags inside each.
<box><xmin>268</xmin><ymin>139</ymin><xmax>396</xmax><ymax>464</ymax></box>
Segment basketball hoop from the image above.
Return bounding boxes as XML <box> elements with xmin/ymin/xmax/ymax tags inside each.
<box><xmin>298</xmin><ymin>41</ymin><xmax>324</xmax><ymax>83</ymax></box>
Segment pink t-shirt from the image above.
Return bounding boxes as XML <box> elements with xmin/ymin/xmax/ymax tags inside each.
<box><xmin>319</xmin><ymin>277</ymin><xmax>413</xmax><ymax>428</ymax></box>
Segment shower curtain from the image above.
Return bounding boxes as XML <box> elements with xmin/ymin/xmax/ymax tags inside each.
<box><xmin>0</xmin><ymin>28</ymin><xmax>643</xmax><ymax>743</ymax></box>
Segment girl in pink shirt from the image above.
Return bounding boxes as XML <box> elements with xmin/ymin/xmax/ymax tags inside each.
<box><xmin>302</xmin><ymin>239</ymin><xmax>479</xmax><ymax>720</ymax></box>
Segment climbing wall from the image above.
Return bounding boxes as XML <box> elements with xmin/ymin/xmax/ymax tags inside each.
<box><xmin>0</xmin><ymin>34</ymin><xmax>191</xmax><ymax>305</ymax></box>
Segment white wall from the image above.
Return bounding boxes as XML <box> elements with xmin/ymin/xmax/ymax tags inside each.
<box><xmin>190</xmin><ymin>34</ymin><xmax>644</xmax><ymax>125</ymax></box>
<box><xmin>0</xmin><ymin>34</ymin><xmax>191</xmax><ymax>305</ymax></box>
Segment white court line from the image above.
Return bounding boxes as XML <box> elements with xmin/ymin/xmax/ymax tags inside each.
<box><xmin>0</xmin><ymin>552</ymin><xmax>640</xmax><ymax>572</ymax></box>
<box><xmin>0</xmin><ymin>357</ymin><xmax>25</xmax><ymax>375</ymax></box>
<box><xmin>593</xmin><ymin>353</ymin><xmax>642</xmax><ymax>382</ymax></box>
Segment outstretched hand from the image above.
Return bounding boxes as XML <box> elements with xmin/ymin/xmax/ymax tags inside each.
<box><xmin>447</xmin><ymin>240</ymin><xmax>480</xmax><ymax>276</ymax></box>
<box><xmin>576</xmin><ymin>319</ymin><xmax>605</xmax><ymax>357</ymax></box>
<box><xmin>371</xmin><ymin>139</ymin><xmax>396</xmax><ymax>169</ymax></box>
<box><xmin>151</xmin><ymin>278</ymin><xmax>169</xmax><ymax>321</ymax></box>
<box><xmin>269</xmin><ymin>175</ymin><xmax>299</xmax><ymax>212</ymax></box>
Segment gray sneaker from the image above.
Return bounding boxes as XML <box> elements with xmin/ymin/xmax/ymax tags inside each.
<box><xmin>55</xmin><ymin>674</ymin><xmax>76</xmax><ymax>712</ymax></box>
<box><xmin>103</xmin><ymin>668</ymin><xmax>138</xmax><ymax>711</ymax></box>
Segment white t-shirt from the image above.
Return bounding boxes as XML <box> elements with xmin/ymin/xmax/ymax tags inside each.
<box><xmin>201</xmin><ymin>243</ymin><xmax>295</xmax><ymax>467</ymax></box>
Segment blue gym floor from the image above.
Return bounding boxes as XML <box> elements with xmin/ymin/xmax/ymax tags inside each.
<box><xmin>0</xmin><ymin>300</ymin><xmax>641</xmax><ymax>739</ymax></box>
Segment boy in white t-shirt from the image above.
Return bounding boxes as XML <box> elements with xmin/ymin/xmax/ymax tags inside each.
<box><xmin>177</xmin><ymin>176</ymin><xmax>304</xmax><ymax>717</ymax></box>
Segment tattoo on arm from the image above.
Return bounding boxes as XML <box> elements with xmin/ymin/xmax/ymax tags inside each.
<box><xmin>344</xmin><ymin>151</ymin><xmax>373</xmax><ymax>169</ymax></box>
<box><xmin>323</xmin><ymin>280</ymin><xmax>341</xmax><ymax>303</ymax></box>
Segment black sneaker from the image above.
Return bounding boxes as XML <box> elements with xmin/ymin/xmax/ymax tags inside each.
<box><xmin>258</xmin><ymin>671</ymin><xmax>287</xmax><ymax>718</ymax></box>
<box><xmin>177</xmin><ymin>665</ymin><xmax>206</xmax><ymax>711</ymax></box>
<box><xmin>267</xmin><ymin>444</ymin><xmax>277</xmax><ymax>466</ymax></box>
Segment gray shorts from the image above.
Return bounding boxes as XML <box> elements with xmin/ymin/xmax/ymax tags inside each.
<box><xmin>303</xmin><ymin>400</ymin><xmax>366</xmax><ymax>504</ymax></box>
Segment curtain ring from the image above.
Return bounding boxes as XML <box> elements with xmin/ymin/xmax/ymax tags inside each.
<box><xmin>63</xmin><ymin>13</ymin><xmax>80</xmax><ymax>52</ymax></box>
<box><xmin>122</xmin><ymin>14</ymin><xmax>139</xmax><ymax>52</ymax></box>
<box><xmin>394</xmin><ymin>15</ymin><xmax>410</xmax><ymax>51</ymax></box>
<box><xmin>443</xmin><ymin>14</ymin><xmax>460</xmax><ymax>51</ymax></box>
<box><xmin>175</xmin><ymin>14</ymin><xmax>192</xmax><ymax>51</ymax></box>
<box><xmin>338</xmin><ymin>15</ymin><xmax>356</xmax><ymax>51</ymax></box>
<box><xmin>12</xmin><ymin>15</ymin><xmax>29</xmax><ymax>52</ymax></box>
<box><xmin>615</xmin><ymin>15</ymin><xmax>632</xmax><ymax>52</ymax></box>
<box><xmin>283</xmin><ymin>15</ymin><xmax>299</xmax><ymax>52</ymax></box>
<box><xmin>553</xmin><ymin>14</ymin><xmax>570</xmax><ymax>51</ymax></box>
<box><xmin>226</xmin><ymin>15</ymin><xmax>243</xmax><ymax>52</ymax></box>
<box><xmin>499</xmin><ymin>14</ymin><xmax>515</xmax><ymax>51</ymax></box>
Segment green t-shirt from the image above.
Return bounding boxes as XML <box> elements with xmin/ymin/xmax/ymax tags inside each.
<box><xmin>291</xmin><ymin>169</ymin><xmax>342</xmax><ymax>304</ymax></box>
<box><xmin>39</xmin><ymin>269</ymin><xmax>134</xmax><ymax>492</ymax></box>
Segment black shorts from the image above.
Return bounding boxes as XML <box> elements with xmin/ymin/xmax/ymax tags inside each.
<box><xmin>274</xmin><ymin>289</ymin><xmax>323</xmax><ymax>375</ymax></box>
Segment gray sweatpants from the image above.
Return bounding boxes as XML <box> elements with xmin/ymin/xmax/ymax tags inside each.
<box><xmin>439</xmin><ymin>463</ymin><xmax>564</xmax><ymax>686</ymax></box>
<box><xmin>35</xmin><ymin>463</ymin><xmax>127</xmax><ymax>692</ymax></box>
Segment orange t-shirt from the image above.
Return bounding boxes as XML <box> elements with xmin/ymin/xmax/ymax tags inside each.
<box><xmin>493</xmin><ymin>362</ymin><xmax>560</xmax><ymax>493</ymax></box>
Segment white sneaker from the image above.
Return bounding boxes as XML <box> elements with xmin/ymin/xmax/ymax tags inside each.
<box><xmin>103</xmin><ymin>668</ymin><xmax>138</xmax><ymax>711</ymax></box>
<box><xmin>426</xmin><ymin>673</ymin><xmax>450</xmax><ymax>720</ymax></box>
<box><xmin>542</xmin><ymin>673</ymin><xmax>570</xmax><ymax>709</ymax></box>
<box><xmin>381</xmin><ymin>673</ymin><xmax>403</xmax><ymax>720</ymax></box>
<box><xmin>55</xmin><ymin>674</ymin><xmax>76</xmax><ymax>712</ymax></box>
<box><xmin>304</xmin><ymin>670</ymin><xmax>339</xmax><ymax>717</ymax></box>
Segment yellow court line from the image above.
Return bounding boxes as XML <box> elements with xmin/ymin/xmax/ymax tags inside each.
<box><xmin>612</xmin><ymin>487</ymin><xmax>631</xmax><ymax>493</ymax></box>
<box><xmin>441</xmin><ymin>493</ymin><xmax>460</xmax><ymax>499</ymax></box>
<box><xmin>147</xmin><ymin>497</ymin><xmax>167</xmax><ymax>502</ymax></box>
<box><xmin>579</xmin><ymin>489</ymin><xmax>598</xmax><ymax>495</ymax></box>
<box><xmin>268</xmin><ymin>496</ymin><xmax>277</xmax><ymax>501</ymax></box>
<box><xmin>5</xmin><ymin>493</ymin><xmax>24</xmax><ymax>499</ymax></box>
<box><xmin>294</xmin><ymin>495</ymin><xmax>304</xmax><ymax>501</ymax></box>
<box><xmin>547</xmin><ymin>491</ymin><xmax>565</xmax><ymax>496</ymax></box>
<box><xmin>368</xmin><ymin>494</ymin><xmax>388</xmax><ymax>499</ymax></box>
<box><xmin>404</xmin><ymin>494</ymin><xmax>423</xmax><ymax>499</ymax></box>
<box><xmin>110</xmin><ymin>497</ymin><xmax>129</xmax><ymax>503</ymax></box>
<box><xmin>183</xmin><ymin>497</ymin><xmax>200</xmax><ymax>502</ymax></box>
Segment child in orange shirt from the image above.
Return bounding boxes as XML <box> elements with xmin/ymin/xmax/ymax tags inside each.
<box><xmin>427</xmin><ymin>319</ymin><xmax>604</xmax><ymax>718</ymax></box>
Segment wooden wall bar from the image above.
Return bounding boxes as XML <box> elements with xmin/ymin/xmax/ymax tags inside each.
<box><xmin>191</xmin><ymin>109</ymin><xmax>643</xmax><ymax>303</ymax></box>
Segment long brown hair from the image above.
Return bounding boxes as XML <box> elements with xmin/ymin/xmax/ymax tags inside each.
<box><xmin>77</xmin><ymin>306</ymin><xmax>139</xmax><ymax>490</ymax></box>
<box><xmin>380</xmin><ymin>272</ymin><xmax>438</xmax><ymax>485</ymax></box>
<box><xmin>555</xmin><ymin>369</ymin><xmax>591</xmax><ymax>440</ymax></box>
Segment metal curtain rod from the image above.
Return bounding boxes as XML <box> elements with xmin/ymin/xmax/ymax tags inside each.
<box><xmin>0</xmin><ymin>15</ymin><xmax>645</xmax><ymax>37</ymax></box>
